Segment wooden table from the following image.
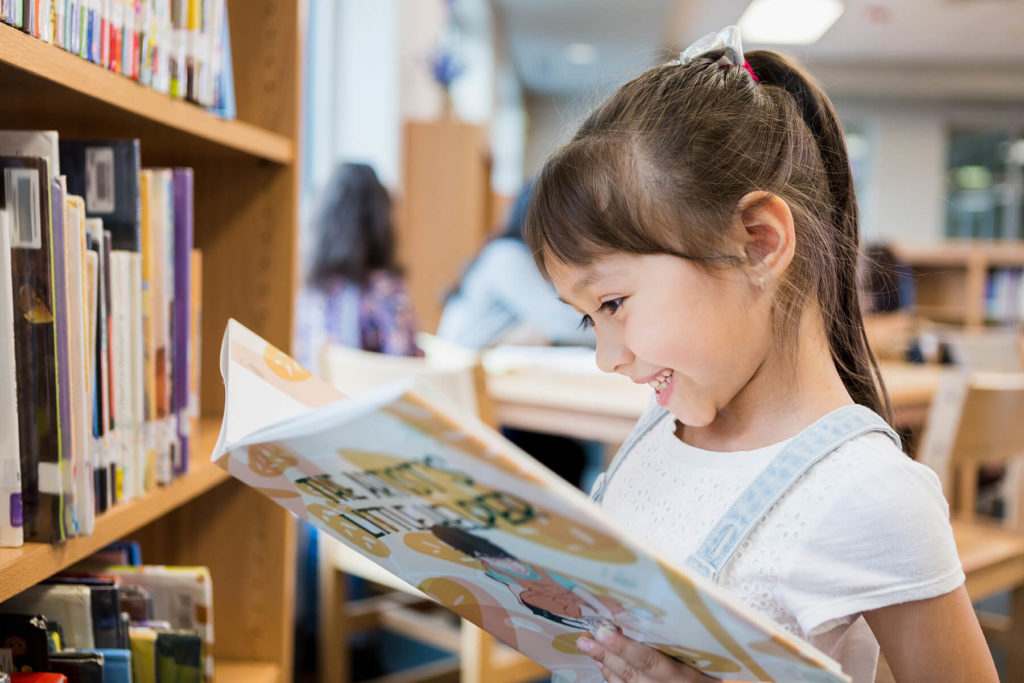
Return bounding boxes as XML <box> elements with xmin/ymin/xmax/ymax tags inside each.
<box><xmin>486</xmin><ymin>357</ymin><xmax>943</xmax><ymax>444</ymax></box>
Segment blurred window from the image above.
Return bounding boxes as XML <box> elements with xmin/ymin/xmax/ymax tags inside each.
<box><xmin>946</xmin><ymin>128</ymin><xmax>1024</xmax><ymax>240</ymax></box>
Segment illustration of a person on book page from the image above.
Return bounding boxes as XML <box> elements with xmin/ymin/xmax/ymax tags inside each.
<box><xmin>430</xmin><ymin>524</ymin><xmax>653</xmax><ymax>633</ymax></box>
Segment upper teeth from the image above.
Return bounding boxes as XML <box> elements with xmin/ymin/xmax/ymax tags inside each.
<box><xmin>648</xmin><ymin>370</ymin><xmax>672</xmax><ymax>393</ymax></box>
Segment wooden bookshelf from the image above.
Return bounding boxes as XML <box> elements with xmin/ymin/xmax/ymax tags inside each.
<box><xmin>0</xmin><ymin>419</ymin><xmax>227</xmax><ymax>602</ymax></box>
<box><xmin>893</xmin><ymin>241</ymin><xmax>1024</xmax><ymax>327</ymax></box>
<box><xmin>0</xmin><ymin>1</ymin><xmax>302</xmax><ymax>679</ymax></box>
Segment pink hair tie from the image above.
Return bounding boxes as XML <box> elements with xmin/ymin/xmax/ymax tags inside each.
<box><xmin>742</xmin><ymin>61</ymin><xmax>759</xmax><ymax>83</ymax></box>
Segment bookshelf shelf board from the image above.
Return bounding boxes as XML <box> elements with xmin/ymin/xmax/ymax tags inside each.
<box><xmin>216</xmin><ymin>661</ymin><xmax>281</xmax><ymax>683</ymax></box>
<box><xmin>0</xmin><ymin>23</ymin><xmax>293</xmax><ymax>164</ymax></box>
<box><xmin>894</xmin><ymin>241</ymin><xmax>1024</xmax><ymax>267</ymax></box>
<box><xmin>0</xmin><ymin>418</ymin><xmax>225</xmax><ymax>602</ymax></box>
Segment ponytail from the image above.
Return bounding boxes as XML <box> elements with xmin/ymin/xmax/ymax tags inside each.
<box><xmin>746</xmin><ymin>51</ymin><xmax>892</xmax><ymax>422</ymax></box>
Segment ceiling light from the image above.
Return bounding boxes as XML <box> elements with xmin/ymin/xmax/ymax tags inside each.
<box><xmin>565</xmin><ymin>43</ymin><xmax>598</xmax><ymax>66</ymax></box>
<box><xmin>738</xmin><ymin>0</ymin><xmax>844</xmax><ymax>45</ymax></box>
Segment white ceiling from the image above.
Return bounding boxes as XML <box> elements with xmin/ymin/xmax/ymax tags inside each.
<box><xmin>492</xmin><ymin>0</ymin><xmax>1024</xmax><ymax>100</ymax></box>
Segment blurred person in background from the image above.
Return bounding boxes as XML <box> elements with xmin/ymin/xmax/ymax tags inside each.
<box><xmin>437</xmin><ymin>179</ymin><xmax>595</xmax><ymax>349</ymax></box>
<box><xmin>295</xmin><ymin>161</ymin><xmax>420</xmax><ymax>373</ymax></box>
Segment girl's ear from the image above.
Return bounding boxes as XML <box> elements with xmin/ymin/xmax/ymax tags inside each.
<box><xmin>733</xmin><ymin>191</ymin><xmax>796</xmax><ymax>280</ymax></box>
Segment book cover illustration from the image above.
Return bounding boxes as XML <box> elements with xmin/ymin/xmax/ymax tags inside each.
<box><xmin>213</xmin><ymin>320</ymin><xmax>850</xmax><ymax>683</ymax></box>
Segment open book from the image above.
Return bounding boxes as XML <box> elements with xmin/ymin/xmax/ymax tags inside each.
<box><xmin>212</xmin><ymin>320</ymin><xmax>850</xmax><ymax>683</ymax></box>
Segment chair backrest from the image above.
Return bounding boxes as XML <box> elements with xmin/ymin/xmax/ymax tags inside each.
<box><xmin>917</xmin><ymin>369</ymin><xmax>1024</xmax><ymax>525</ymax></box>
<box><xmin>317</xmin><ymin>342</ymin><xmax>494</xmax><ymax>426</ymax></box>
<box><xmin>936</xmin><ymin>325</ymin><xmax>1024</xmax><ymax>372</ymax></box>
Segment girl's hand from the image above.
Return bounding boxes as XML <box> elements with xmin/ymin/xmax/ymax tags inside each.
<box><xmin>576</xmin><ymin>629</ymin><xmax>718</xmax><ymax>683</ymax></box>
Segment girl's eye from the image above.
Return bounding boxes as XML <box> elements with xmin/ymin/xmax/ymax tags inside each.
<box><xmin>578</xmin><ymin>298</ymin><xmax>625</xmax><ymax>330</ymax></box>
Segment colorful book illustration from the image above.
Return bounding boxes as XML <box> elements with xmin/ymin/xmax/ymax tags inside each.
<box><xmin>0</xmin><ymin>207</ymin><xmax>24</xmax><ymax>548</ymax></box>
<box><xmin>0</xmin><ymin>613</ymin><xmax>51</xmax><ymax>672</ymax></box>
<box><xmin>213</xmin><ymin>319</ymin><xmax>851</xmax><ymax>683</ymax></box>
<box><xmin>1</xmin><ymin>155</ymin><xmax>65</xmax><ymax>543</ymax></box>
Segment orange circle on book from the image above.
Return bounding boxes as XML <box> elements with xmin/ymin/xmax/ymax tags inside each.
<box><xmin>551</xmin><ymin>631</ymin><xmax>590</xmax><ymax>655</ymax></box>
<box><xmin>417</xmin><ymin>577</ymin><xmax>483</xmax><ymax>623</ymax></box>
<box><xmin>248</xmin><ymin>443</ymin><xmax>299</xmax><ymax>477</ymax></box>
<box><xmin>264</xmin><ymin>343</ymin><xmax>311</xmax><ymax>382</ymax></box>
<box><xmin>507</xmin><ymin>510</ymin><xmax>637</xmax><ymax>564</ymax></box>
<box><xmin>651</xmin><ymin>644</ymin><xmax>742</xmax><ymax>674</ymax></box>
<box><xmin>308</xmin><ymin>504</ymin><xmax>391</xmax><ymax>558</ymax></box>
<box><xmin>403</xmin><ymin>531</ymin><xmax>483</xmax><ymax>569</ymax></box>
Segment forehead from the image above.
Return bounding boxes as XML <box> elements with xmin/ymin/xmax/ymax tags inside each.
<box><xmin>546</xmin><ymin>254</ymin><xmax>638</xmax><ymax>297</ymax></box>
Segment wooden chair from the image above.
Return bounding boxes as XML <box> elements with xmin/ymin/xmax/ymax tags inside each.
<box><xmin>916</xmin><ymin>369</ymin><xmax>1024</xmax><ymax>680</ymax></box>
<box><xmin>315</xmin><ymin>342</ymin><xmax>546</xmax><ymax>683</ymax></box>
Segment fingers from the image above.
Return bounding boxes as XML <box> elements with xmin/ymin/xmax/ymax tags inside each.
<box><xmin>576</xmin><ymin>629</ymin><xmax>713</xmax><ymax>683</ymax></box>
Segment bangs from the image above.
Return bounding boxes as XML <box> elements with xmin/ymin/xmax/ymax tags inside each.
<box><xmin>526</xmin><ymin>135</ymin><xmax>695</xmax><ymax>279</ymax></box>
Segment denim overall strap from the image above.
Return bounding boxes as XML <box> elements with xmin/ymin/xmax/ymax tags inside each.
<box><xmin>591</xmin><ymin>404</ymin><xmax>672</xmax><ymax>503</ymax></box>
<box><xmin>684</xmin><ymin>405</ymin><xmax>901</xmax><ymax>582</ymax></box>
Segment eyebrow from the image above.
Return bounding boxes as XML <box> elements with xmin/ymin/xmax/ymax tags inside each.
<box><xmin>556</xmin><ymin>267</ymin><xmax>610</xmax><ymax>310</ymax></box>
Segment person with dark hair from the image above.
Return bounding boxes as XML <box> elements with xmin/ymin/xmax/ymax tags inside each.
<box><xmin>429</xmin><ymin>525</ymin><xmax>642</xmax><ymax>632</ymax></box>
<box><xmin>436</xmin><ymin>179</ymin><xmax>595</xmax><ymax>349</ymax></box>
<box><xmin>294</xmin><ymin>162</ymin><xmax>419</xmax><ymax>370</ymax></box>
<box><xmin>525</xmin><ymin>26</ymin><xmax>994</xmax><ymax>682</ymax></box>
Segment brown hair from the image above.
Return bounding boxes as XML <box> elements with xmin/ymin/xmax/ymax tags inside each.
<box><xmin>526</xmin><ymin>49</ymin><xmax>891</xmax><ymax>421</ymax></box>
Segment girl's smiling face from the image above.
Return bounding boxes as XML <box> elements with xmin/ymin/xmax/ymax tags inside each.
<box><xmin>547</xmin><ymin>252</ymin><xmax>775</xmax><ymax>432</ymax></box>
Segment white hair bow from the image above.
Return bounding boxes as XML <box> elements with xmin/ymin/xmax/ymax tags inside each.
<box><xmin>679</xmin><ymin>24</ymin><xmax>745</xmax><ymax>68</ymax></box>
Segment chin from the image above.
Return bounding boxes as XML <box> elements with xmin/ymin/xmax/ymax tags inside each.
<box><xmin>666</xmin><ymin>401</ymin><xmax>716</xmax><ymax>429</ymax></box>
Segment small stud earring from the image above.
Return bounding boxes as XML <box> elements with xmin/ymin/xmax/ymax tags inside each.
<box><xmin>758</xmin><ymin>276</ymin><xmax>766</xmax><ymax>292</ymax></box>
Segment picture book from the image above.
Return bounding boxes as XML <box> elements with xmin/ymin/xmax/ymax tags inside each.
<box><xmin>213</xmin><ymin>319</ymin><xmax>851</xmax><ymax>683</ymax></box>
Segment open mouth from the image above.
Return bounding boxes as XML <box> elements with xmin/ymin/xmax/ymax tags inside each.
<box><xmin>648</xmin><ymin>369</ymin><xmax>673</xmax><ymax>396</ymax></box>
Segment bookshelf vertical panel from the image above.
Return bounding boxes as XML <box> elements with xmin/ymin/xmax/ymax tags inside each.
<box><xmin>400</xmin><ymin>120</ymin><xmax>490</xmax><ymax>331</ymax></box>
<box><xmin>227</xmin><ymin>0</ymin><xmax>302</xmax><ymax>139</ymax></box>
<box><xmin>192</xmin><ymin>161</ymin><xmax>299</xmax><ymax>417</ymax></box>
<box><xmin>133</xmin><ymin>481</ymin><xmax>296</xmax><ymax>678</ymax></box>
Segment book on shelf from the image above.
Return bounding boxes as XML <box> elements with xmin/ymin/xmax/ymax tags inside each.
<box><xmin>59</xmin><ymin>139</ymin><xmax>142</xmax><ymax>253</ymax></box>
<box><xmin>48</xmin><ymin>651</ymin><xmax>104</xmax><ymax>683</ymax></box>
<box><xmin>0</xmin><ymin>153</ymin><xmax>66</xmax><ymax>544</ymax></box>
<box><xmin>0</xmin><ymin>206</ymin><xmax>23</xmax><ymax>548</ymax></box>
<box><xmin>1</xmin><ymin>0</ymin><xmax>234</xmax><ymax>114</ymax></box>
<box><xmin>213</xmin><ymin>319</ymin><xmax>852</xmax><ymax>683</ymax></box>
<box><xmin>0</xmin><ymin>130</ymin><xmax>202</xmax><ymax>546</ymax></box>
<box><xmin>0</xmin><ymin>583</ymin><xmax>94</xmax><ymax>649</ymax></box>
<box><xmin>0</xmin><ymin>613</ymin><xmax>51</xmax><ymax>672</ymax></box>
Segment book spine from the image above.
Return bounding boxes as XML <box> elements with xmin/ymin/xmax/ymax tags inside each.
<box><xmin>49</xmin><ymin>177</ymin><xmax>77</xmax><ymax>538</ymax></box>
<box><xmin>0</xmin><ymin>208</ymin><xmax>24</xmax><ymax>548</ymax></box>
<box><xmin>6</xmin><ymin>160</ymin><xmax>66</xmax><ymax>543</ymax></box>
<box><xmin>171</xmin><ymin>168</ymin><xmax>191</xmax><ymax>475</ymax></box>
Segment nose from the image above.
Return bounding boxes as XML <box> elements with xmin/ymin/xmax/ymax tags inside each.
<box><xmin>595</xmin><ymin>331</ymin><xmax>633</xmax><ymax>374</ymax></box>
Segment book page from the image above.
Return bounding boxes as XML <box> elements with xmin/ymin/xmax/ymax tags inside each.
<box><xmin>212</xmin><ymin>320</ymin><xmax>850</xmax><ymax>683</ymax></box>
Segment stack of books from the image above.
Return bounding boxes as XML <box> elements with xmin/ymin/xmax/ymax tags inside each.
<box><xmin>0</xmin><ymin>130</ymin><xmax>203</xmax><ymax>547</ymax></box>
<box><xmin>0</xmin><ymin>540</ymin><xmax>212</xmax><ymax>682</ymax></box>
<box><xmin>0</xmin><ymin>0</ymin><xmax>235</xmax><ymax>117</ymax></box>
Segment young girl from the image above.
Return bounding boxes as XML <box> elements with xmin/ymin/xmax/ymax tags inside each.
<box><xmin>524</xmin><ymin>27</ymin><xmax>997</xmax><ymax>683</ymax></box>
